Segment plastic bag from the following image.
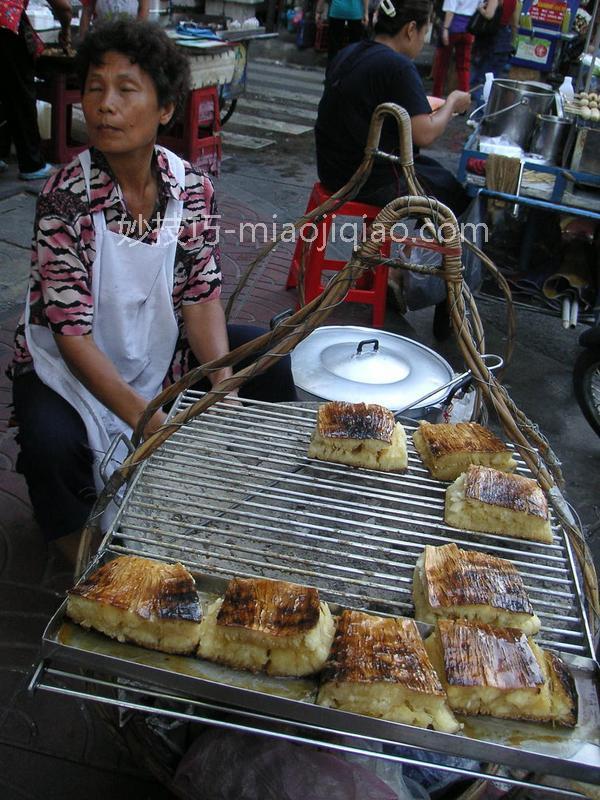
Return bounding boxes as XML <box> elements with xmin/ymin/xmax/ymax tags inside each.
<box><xmin>391</xmin><ymin>196</ymin><xmax>486</xmax><ymax>312</ymax></box>
<box><xmin>171</xmin><ymin>729</ymin><xmax>425</xmax><ymax>800</ymax></box>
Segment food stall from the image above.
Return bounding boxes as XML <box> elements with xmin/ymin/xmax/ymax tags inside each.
<box><xmin>26</xmin><ymin>102</ymin><xmax>600</xmax><ymax>799</ymax></box>
<box><xmin>33</xmin><ymin>18</ymin><xmax>275</xmax><ymax>172</ymax></box>
<box><xmin>457</xmin><ymin>0</ymin><xmax>600</xmax><ymax>332</ymax></box>
<box><xmin>511</xmin><ymin>0</ymin><xmax>581</xmax><ymax>75</ymax></box>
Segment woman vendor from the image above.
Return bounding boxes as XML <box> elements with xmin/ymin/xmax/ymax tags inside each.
<box><xmin>315</xmin><ymin>0</ymin><xmax>471</xmax><ymax>213</ymax></box>
<box><xmin>10</xmin><ymin>19</ymin><xmax>296</xmax><ymax>562</ymax></box>
<box><xmin>315</xmin><ymin>0</ymin><xmax>472</xmax><ymax>335</ymax></box>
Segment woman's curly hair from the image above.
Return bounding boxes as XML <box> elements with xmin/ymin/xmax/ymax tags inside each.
<box><xmin>76</xmin><ymin>18</ymin><xmax>191</xmax><ymax>132</ymax></box>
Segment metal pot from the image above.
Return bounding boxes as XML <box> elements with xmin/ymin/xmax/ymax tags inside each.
<box><xmin>481</xmin><ymin>79</ymin><xmax>556</xmax><ymax>149</ymax></box>
<box><xmin>529</xmin><ymin>114</ymin><xmax>572</xmax><ymax>165</ymax></box>
<box><xmin>291</xmin><ymin>326</ymin><xmax>492</xmax><ymax>421</ymax></box>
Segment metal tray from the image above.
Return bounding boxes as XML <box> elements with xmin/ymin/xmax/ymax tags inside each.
<box><xmin>37</xmin><ymin>396</ymin><xmax>600</xmax><ymax>787</ymax></box>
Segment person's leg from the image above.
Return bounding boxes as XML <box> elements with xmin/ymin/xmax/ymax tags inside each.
<box><xmin>327</xmin><ymin>17</ymin><xmax>347</xmax><ymax>63</ymax></box>
<box><xmin>12</xmin><ymin>372</ymin><xmax>97</xmax><ymax>542</ymax></box>
<box><xmin>0</xmin><ymin>102</ymin><xmax>11</xmax><ymax>166</ymax></box>
<box><xmin>346</xmin><ymin>18</ymin><xmax>364</xmax><ymax>46</ymax></box>
<box><xmin>453</xmin><ymin>32</ymin><xmax>474</xmax><ymax>93</ymax></box>
<box><xmin>0</xmin><ymin>28</ymin><xmax>46</xmax><ymax>174</ymax></box>
<box><xmin>226</xmin><ymin>324</ymin><xmax>297</xmax><ymax>402</ymax></box>
<box><xmin>489</xmin><ymin>26</ymin><xmax>514</xmax><ymax>79</ymax></box>
<box><xmin>470</xmin><ymin>41</ymin><xmax>488</xmax><ymax>106</ymax></box>
<box><xmin>184</xmin><ymin>325</ymin><xmax>297</xmax><ymax>402</ymax></box>
<box><xmin>432</xmin><ymin>43</ymin><xmax>452</xmax><ymax>97</ymax></box>
<box><xmin>355</xmin><ymin>181</ymin><xmax>405</xmax><ymax>207</ymax></box>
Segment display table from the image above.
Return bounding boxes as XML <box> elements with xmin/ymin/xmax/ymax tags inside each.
<box><xmin>457</xmin><ymin>129</ymin><xmax>600</xmax><ymax>319</ymax></box>
<box><xmin>457</xmin><ymin>131</ymin><xmax>600</xmax><ymax>220</ymax></box>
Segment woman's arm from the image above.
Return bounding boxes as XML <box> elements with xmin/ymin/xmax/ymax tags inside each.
<box><xmin>137</xmin><ymin>0</ymin><xmax>150</xmax><ymax>19</ymax></box>
<box><xmin>182</xmin><ymin>299</ymin><xmax>236</xmax><ymax>391</ymax></box>
<box><xmin>411</xmin><ymin>90</ymin><xmax>472</xmax><ymax>146</ymax></box>
<box><xmin>55</xmin><ymin>333</ymin><xmax>166</xmax><ymax>435</ymax></box>
<box><xmin>441</xmin><ymin>11</ymin><xmax>454</xmax><ymax>45</ymax></box>
<box><xmin>78</xmin><ymin>2</ymin><xmax>93</xmax><ymax>39</ymax></box>
<box><xmin>47</xmin><ymin>0</ymin><xmax>73</xmax><ymax>47</ymax></box>
<box><xmin>511</xmin><ymin>1</ymin><xmax>519</xmax><ymax>38</ymax></box>
<box><xmin>480</xmin><ymin>0</ymin><xmax>499</xmax><ymax>19</ymax></box>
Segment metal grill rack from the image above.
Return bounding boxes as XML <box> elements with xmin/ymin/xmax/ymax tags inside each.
<box><xmin>33</xmin><ymin>394</ymin><xmax>600</xmax><ymax>793</ymax></box>
<box><xmin>114</xmin><ymin>394</ymin><xmax>592</xmax><ymax>657</ymax></box>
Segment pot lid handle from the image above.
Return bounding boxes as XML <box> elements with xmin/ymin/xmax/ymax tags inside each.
<box><xmin>355</xmin><ymin>339</ymin><xmax>380</xmax><ymax>356</ymax></box>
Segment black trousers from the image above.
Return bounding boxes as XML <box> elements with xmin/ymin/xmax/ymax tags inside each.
<box><xmin>0</xmin><ymin>26</ymin><xmax>45</xmax><ymax>173</ymax></box>
<box><xmin>327</xmin><ymin>18</ymin><xmax>364</xmax><ymax>63</ymax></box>
<box><xmin>355</xmin><ymin>155</ymin><xmax>470</xmax><ymax>218</ymax></box>
<box><xmin>12</xmin><ymin>324</ymin><xmax>297</xmax><ymax>542</ymax></box>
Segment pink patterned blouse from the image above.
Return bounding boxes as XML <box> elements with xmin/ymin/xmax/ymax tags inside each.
<box><xmin>12</xmin><ymin>147</ymin><xmax>222</xmax><ymax>385</ymax></box>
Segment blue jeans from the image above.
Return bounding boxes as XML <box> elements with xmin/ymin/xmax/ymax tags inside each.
<box><xmin>471</xmin><ymin>25</ymin><xmax>513</xmax><ymax>107</ymax></box>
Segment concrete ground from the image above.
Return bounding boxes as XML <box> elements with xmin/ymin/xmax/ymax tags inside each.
<box><xmin>0</xmin><ymin>51</ymin><xmax>598</xmax><ymax>800</ymax></box>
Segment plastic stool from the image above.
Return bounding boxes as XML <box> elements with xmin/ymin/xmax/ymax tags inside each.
<box><xmin>36</xmin><ymin>72</ymin><xmax>86</xmax><ymax>164</ymax></box>
<box><xmin>158</xmin><ymin>85</ymin><xmax>222</xmax><ymax>171</ymax></box>
<box><xmin>286</xmin><ymin>182</ymin><xmax>390</xmax><ymax>328</ymax></box>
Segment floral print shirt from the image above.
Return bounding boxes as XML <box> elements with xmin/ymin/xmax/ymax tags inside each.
<box><xmin>12</xmin><ymin>147</ymin><xmax>222</xmax><ymax>385</ymax></box>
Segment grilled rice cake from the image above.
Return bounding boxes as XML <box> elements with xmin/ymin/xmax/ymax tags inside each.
<box><xmin>425</xmin><ymin>619</ymin><xmax>577</xmax><ymax>727</ymax></box>
<box><xmin>66</xmin><ymin>556</ymin><xmax>202</xmax><ymax>655</ymax></box>
<box><xmin>308</xmin><ymin>401</ymin><xmax>407</xmax><ymax>472</ymax></box>
<box><xmin>197</xmin><ymin>577</ymin><xmax>335</xmax><ymax>676</ymax></box>
<box><xmin>413</xmin><ymin>543</ymin><xmax>541</xmax><ymax>635</ymax></box>
<box><xmin>413</xmin><ymin>421</ymin><xmax>517</xmax><ymax>481</ymax></box>
<box><xmin>445</xmin><ymin>465</ymin><xmax>553</xmax><ymax>544</ymax></box>
<box><xmin>317</xmin><ymin>609</ymin><xmax>460</xmax><ymax>733</ymax></box>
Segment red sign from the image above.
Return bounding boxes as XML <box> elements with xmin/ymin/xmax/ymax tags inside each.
<box><xmin>530</xmin><ymin>0</ymin><xmax>566</xmax><ymax>26</ymax></box>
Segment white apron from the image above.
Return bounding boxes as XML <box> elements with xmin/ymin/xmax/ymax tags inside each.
<box><xmin>25</xmin><ymin>147</ymin><xmax>185</xmax><ymax>495</ymax></box>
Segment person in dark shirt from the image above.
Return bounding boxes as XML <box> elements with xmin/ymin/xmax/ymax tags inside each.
<box><xmin>315</xmin><ymin>0</ymin><xmax>471</xmax><ymax>214</ymax></box>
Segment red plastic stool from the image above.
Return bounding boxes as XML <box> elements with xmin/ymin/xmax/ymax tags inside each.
<box><xmin>36</xmin><ymin>72</ymin><xmax>86</xmax><ymax>164</ymax></box>
<box><xmin>158</xmin><ymin>85</ymin><xmax>222</xmax><ymax>172</ymax></box>
<box><xmin>286</xmin><ymin>182</ymin><xmax>390</xmax><ymax>328</ymax></box>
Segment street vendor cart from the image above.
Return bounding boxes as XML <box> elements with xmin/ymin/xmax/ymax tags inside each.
<box><xmin>34</xmin><ymin>23</ymin><xmax>275</xmax><ymax>170</ymax></box>
<box><xmin>457</xmin><ymin>0</ymin><xmax>600</xmax><ymax>328</ymax></box>
<box><xmin>26</xmin><ymin>103</ymin><xmax>600</xmax><ymax>799</ymax></box>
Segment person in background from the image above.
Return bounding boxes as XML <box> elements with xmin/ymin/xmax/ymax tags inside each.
<box><xmin>0</xmin><ymin>0</ymin><xmax>72</xmax><ymax>180</ymax></box>
<box><xmin>470</xmin><ymin>0</ymin><xmax>518</xmax><ymax>107</ymax></box>
<box><xmin>0</xmin><ymin>103</ymin><xmax>10</xmax><ymax>172</ymax></box>
<box><xmin>78</xmin><ymin>0</ymin><xmax>148</xmax><ymax>39</ymax></box>
<box><xmin>315</xmin><ymin>0</ymin><xmax>471</xmax><ymax>337</ymax></box>
<box><xmin>316</xmin><ymin>0</ymin><xmax>471</xmax><ymax>213</ymax></box>
<box><xmin>10</xmin><ymin>19</ymin><xmax>296</xmax><ymax>564</ymax></box>
<box><xmin>315</xmin><ymin>0</ymin><xmax>369</xmax><ymax>63</ymax></box>
<box><xmin>432</xmin><ymin>0</ymin><xmax>479</xmax><ymax>97</ymax></box>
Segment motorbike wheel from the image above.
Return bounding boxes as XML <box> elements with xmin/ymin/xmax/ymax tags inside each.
<box><xmin>573</xmin><ymin>349</ymin><xmax>600</xmax><ymax>437</ymax></box>
<box><xmin>219</xmin><ymin>98</ymin><xmax>237</xmax><ymax>126</ymax></box>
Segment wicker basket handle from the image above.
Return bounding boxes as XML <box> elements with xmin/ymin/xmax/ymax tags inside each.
<box><xmin>365</xmin><ymin>102</ymin><xmax>415</xmax><ymax>170</ymax></box>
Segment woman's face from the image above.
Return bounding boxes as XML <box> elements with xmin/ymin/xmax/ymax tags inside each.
<box><xmin>82</xmin><ymin>51</ymin><xmax>174</xmax><ymax>155</ymax></box>
<box><xmin>405</xmin><ymin>20</ymin><xmax>430</xmax><ymax>59</ymax></box>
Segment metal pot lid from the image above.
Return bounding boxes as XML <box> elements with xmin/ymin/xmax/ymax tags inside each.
<box><xmin>291</xmin><ymin>326</ymin><xmax>455</xmax><ymax>410</ymax></box>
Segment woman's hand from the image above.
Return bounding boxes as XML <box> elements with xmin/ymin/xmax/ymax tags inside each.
<box><xmin>142</xmin><ymin>409</ymin><xmax>168</xmax><ymax>439</ymax></box>
<box><xmin>448</xmin><ymin>90</ymin><xmax>471</xmax><ymax>115</ymax></box>
<box><xmin>441</xmin><ymin>27</ymin><xmax>450</xmax><ymax>46</ymax></box>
